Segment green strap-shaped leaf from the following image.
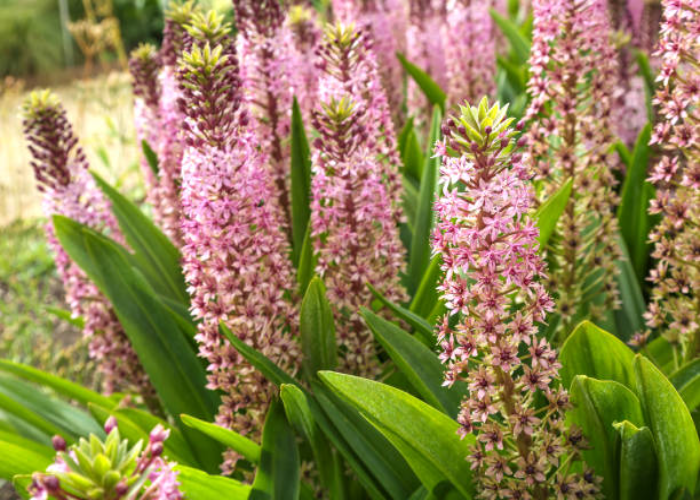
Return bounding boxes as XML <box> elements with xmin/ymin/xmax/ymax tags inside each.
<box><xmin>396</xmin><ymin>54</ymin><xmax>446</xmax><ymax>112</ymax></box>
<box><xmin>219</xmin><ymin>323</ymin><xmax>300</xmax><ymax>389</ymax></box>
<box><xmin>635</xmin><ymin>50</ymin><xmax>655</xmax><ymax>122</ymax></box>
<box><xmin>408</xmin><ymin>107</ymin><xmax>442</xmax><ymax>294</ymax></box>
<box><xmin>141</xmin><ymin>139</ymin><xmax>159</xmax><ymax>177</ymax></box>
<box><xmin>0</xmin><ymin>374</ymin><xmax>102</xmax><ymax>442</ymax></box>
<box><xmin>319</xmin><ymin>372</ymin><xmax>475</xmax><ymax>498</ymax></box>
<box><xmin>614</xmin><ymin>421</ymin><xmax>658</xmax><ymax>500</ymax></box>
<box><xmin>0</xmin><ymin>440</ymin><xmax>53</xmax><ymax>483</ymax></box>
<box><xmin>670</xmin><ymin>359</ymin><xmax>700</xmax><ymax>411</ymax></box>
<box><xmin>290</xmin><ymin>97</ymin><xmax>312</xmax><ymax>266</ymax></box>
<box><xmin>312</xmin><ymin>383</ymin><xmax>419</xmax><ymax>500</ymax></box>
<box><xmin>368</xmin><ymin>283</ymin><xmax>434</xmax><ymax>347</ymax></box>
<box><xmin>409</xmin><ymin>256</ymin><xmax>443</xmax><ymax>319</ymax></box>
<box><xmin>634</xmin><ymin>355</ymin><xmax>700</xmax><ymax>498</ymax></box>
<box><xmin>401</xmin><ymin>124</ymin><xmax>425</xmax><ymax>184</ymax></box>
<box><xmin>92</xmin><ymin>172</ymin><xmax>188</xmax><ymax>304</ymax></box>
<box><xmin>45</xmin><ymin>306</ymin><xmax>85</xmax><ymax>329</ymax></box>
<box><xmin>53</xmin><ymin>215</ymin><xmax>222</xmax><ymax>472</ymax></box>
<box><xmin>0</xmin><ymin>360</ymin><xmax>113</xmax><ymax>409</ymax></box>
<box><xmin>569</xmin><ymin>376</ymin><xmax>645</xmax><ymax>499</ymax></box>
<box><xmin>362</xmin><ymin>308</ymin><xmax>464</xmax><ymax>417</ymax></box>
<box><xmin>613</xmin><ymin>236</ymin><xmax>647</xmax><ymax>337</ymax></box>
<box><xmin>534</xmin><ymin>178</ymin><xmax>572</xmax><ymax>248</ymax></box>
<box><xmin>296</xmin><ymin>224</ymin><xmax>317</xmax><ymax>295</ymax></box>
<box><xmin>250</xmin><ymin>399</ymin><xmax>300</xmax><ymax>500</ymax></box>
<box><xmin>300</xmin><ymin>277</ymin><xmax>338</xmax><ymax>381</ymax></box>
<box><xmin>617</xmin><ymin>124</ymin><xmax>654</xmax><ymax>285</ymax></box>
<box><xmin>560</xmin><ymin>321</ymin><xmax>636</xmax><ymax>390</ymax></box>
<box><xmin>181</xmin><ymin>414</ymin><xmax>261</xmax><ymax>464</ymax></box>
<box><xmin>175</xmin><ymin>465</ymin><xmax>251</xmax><ymax>499</ymax></box>
<box><xmin>280</xmin><ymin>385</ymin><xmax>336</xmax><ymax>493</ymax></box>
<box><xmin>490</xmin><ymin>9</ymin><xmax>531</xmax><ymax>64</ymax></box>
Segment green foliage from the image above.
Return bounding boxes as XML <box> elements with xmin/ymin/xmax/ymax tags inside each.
<box><xmin>290</xmin><ymin>97</ymin><xmax>313</xmax><ymax>266</ymax></box>
<box><xmin>300</xmin><ymin>278</ymin><xmax>337</xmax><ymax>381</ymax></box>
<box><xmin>396</xmin><ymin>55</ymin><xmax>446</xmax><ymax>112</ymax></box>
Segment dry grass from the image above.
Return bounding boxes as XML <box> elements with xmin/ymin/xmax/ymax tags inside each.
<box><xmin>0</xmin><ymin>72</ymin><xmax>141</xmax><ymax>226</ymax></box>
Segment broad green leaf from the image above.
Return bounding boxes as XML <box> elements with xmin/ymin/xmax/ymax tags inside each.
<box><xmin>560</xmin><ymin>321</ymin><xmax>636</xmax><ymax>390</ymax></box>
<box><xmin>300</xmin><ymin>277</ymin><xmax>337</xmax><ymax>381</ymax></box>
<box><xmin>613</xmin><ymin>141</ymin><xmax>632</xmax><ymax>170</ymax></box>
<box><xmin>670</xmin><ymin>359</ymin><xmax>700</xmax><ymax>411</ymax></box>
<box><xmin>396</xmin><ymin>54</ymin><xmax>446</xmax><ymax>112</ymax></box>
<box><xmin>141</xmin><ymin>139</ymin><xmax>159</xmax><ymax>177</ymax></box>
<box><xmin>535</xmin><ymin>178</ymin><xmax>572</xmax><ymax>248</ymax></box>
<box><xmin>362</xmin><ymin>308</ymin><xmax>464</xmax><ymax>417</ymax></box>
<box><xmin>290</xmin><ymin>97</ymin><xmax>312</xmax><ymax>266</ymax></box>
<box><xmin>0</xmin><ymin>360</ymin><xmax>114</xmax><ymax>409</ymax></box>
<box><xmin>181</xmin><ymin>414</ymin><xmax>261</xmax><ymax>464</ymax></box>
<box><xmin>368</xmin><ymin>283</ymin><xmax>434</xmax><ymax>347</ymax></box>
<box><xmin>319</xmin><ymin>372</ymin><xmax>474</xmax><ymax>498</ymax></box>
<box><xmin>0</xmin><ymin>374</ymin><xmax>102</xmax><ymax>441</ymax></box>
<box><xmin>409</xmin><ymin>256</ymin><xmax>442</xmax><ymax>319</ymax></box>
<box><xmin>92</xmin><ymin>172</ymin><xmax>188</xmax><ymax>304</ymax></box>
<box><xmin>250</xmin><ymin>400</ymin><xmax>300</xmax><ymax>500</ymax></box>
<box><xmin>297</xmin><ymin>224</ymin><xmax>317</xmax><ymax>295</ymax></box>
<box><xmin>0</xmin><ymin>440</ymin><xmax>53</xmax><ymax>482</ymax></box>
<box><xmin>408</xmin><ymin>106</ymin><xmax>442</xmax><ymax>294</ymax></box>
<box><xmin>310</xmin><ymin>403</ymin><xmax>389</xmax><ymax>500</ymax></box>
<box><xmin>617</xmin><ymin>124</ymin><xmax>654</xmax><ymax>285</ymax></box>
<box><xmin>312</xmin><ymin>383</ymin><xmax>418</xmax><ymax>500</ymax></box>
<box><xmin>280</xmin><ymin>385</ymin><xmax>335</xmax><ymax>493</ymax></box>
<box><xmin>490</xmin><ymin>9</ymin><xmax>531</xmax><ymax>64</ymax></box>
<box><xmin>635</xmin><ymin>50</ymin><xmax>655</xmax><ymax>122</ymax></box>
<box><xmin>634</xmin><ymin>355</ymin><xmax>700</xmax><ymax>498</ymax></box>
<box><xmin>401</xmin><ymin>125</ymin><xmax>425</xmax><ymax>183</ymax></box>
<box><xmin>175</xmin><ymin>465</ymin><xmax>251</xmax><ymax>499</ymax></box>
<box><xmin>0</xmin><ymin>431</ymin><xmax>54</xmax><ymax>460</ymax></box>
<box><xmin>53</xmin><ymin>216</ymin><xmax>222</xmax><ymax>472</ymax></box>
<box><xmin>614</xmin><ymin>236</ymin><xmax>647</xmax><ymax>337</ymax></box>
<box><xmin>219</xmin><ymin>323</ymin><xmax>300</xmax><ymax>389</ymax></box>
<box><xmin>45</xmin><ymin>306</ymin><xmax>85</xmax><ymax>329</ymax></box>
<box><xmin>496</xmin><ymin>55</ymin><xmax>526</xmax><ymax>95</ymax></box>
<box><xmin>569</xmin><ymin>376</ymin><xmax>645</xmax><ymax>499</ymax></box>
<box><xmin>614</xmin><ymin>421</ymin><xmax>658</xmax><ymax>500</ymax></box>
<box><xmin>0</xmin><ymin>386</ymin><xmax>72</xmax><ymax>443</ymax></box>
<box><xmin>645</xmin><ymin>336</ymin><xmax>674</xmax><ymax>373</ymax></box>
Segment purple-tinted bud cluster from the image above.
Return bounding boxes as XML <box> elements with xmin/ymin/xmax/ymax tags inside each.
<box><xmin>22</xmin><ymin>91</ymin><xmax>152</xmax><ymax>399</ymax></box>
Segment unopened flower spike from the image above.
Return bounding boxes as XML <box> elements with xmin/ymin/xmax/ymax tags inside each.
<box><xmin>29</xmin><ymin>421</ymin><xmax>182</xmax><ymax>500</ymax></box>
<box><xmin>644</xmin><ymin>0</ymin><xmax>700</xmax><ymax>362</ymax></box>
<box><xmin>178</xmin><ymin>31</ymin><xmax>299</xmax><ymax>472</ymax></box>
<box><xmin>22</xmin><ymin>91</ymin><xmax>153</xmax><ymax>400</ymax></box>
<box><xmin>526</xmin><ymin>0</ymin><xmax>621</xmax><ymax>341</ymax></box>
<box><xmin>311</xmin><ymin>22</ymin><xmax>407</xmax><ymax>377</ymax></box>
<box><xmin>433</xmin><ymin>98</ymin><xmax>600</xmax><ymax>499</ymax></box>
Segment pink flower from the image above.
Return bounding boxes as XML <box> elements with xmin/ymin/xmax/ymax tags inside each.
<box><xmin>433</xmin><ymin>99</ymin><xmax>598</xmax><ymax>497</ymax></box>
<box><xmin>22</xmin><ymin>91</ymin><xmax>152</xmax><ymax>398</ymax></box>
<box><xmin>645</xmin><ymin>0</ymin><xmax>700</xmax><ymax>359</ymax></box>
<box><xmin>310</xmin><ymin>23</ymin><xmax>407</xmax><ymax>376</ymax></box>
<box><xmin>177</xmin><ymin>27</ymin><xmax>299</xmax><ymax>471</ymax></box>
<box><xmin>526</xmin><ymin>0</ymin><xmax>621</xmax><ymax>340</ymax></box>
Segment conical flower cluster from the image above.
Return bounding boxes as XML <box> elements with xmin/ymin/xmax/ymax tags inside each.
<box><xmin>22</xmin><ymin>91</ymin><xmax>151</xmax><ymax>399</ymax></box>
<box><xmin>176</xmin><ymin>14</ymin><xmax>299</xmax><ymax>469</ymax></box>
<box><xmin>644</xmin><ymin>0</ymin><xmax>700</xmax><ymax>360</ymax></box>
<box><xmin>526</xmin><ymin>0</ymin><xmax>621</xmax><ymax>340</ymax></box>
<box><xmin>311</xmin><ymin>23</ymin><xmax>407</xmax><ymax>375</ymax></box>
<box><xmin>29</xmin><ymin>418</ymin><xmax>181</xmax><ymax>500</ymax></box>
<box><xmin>433</xmin><ymin>99</ymin><xmax>599</xmax><ymax>499</ymax></box>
